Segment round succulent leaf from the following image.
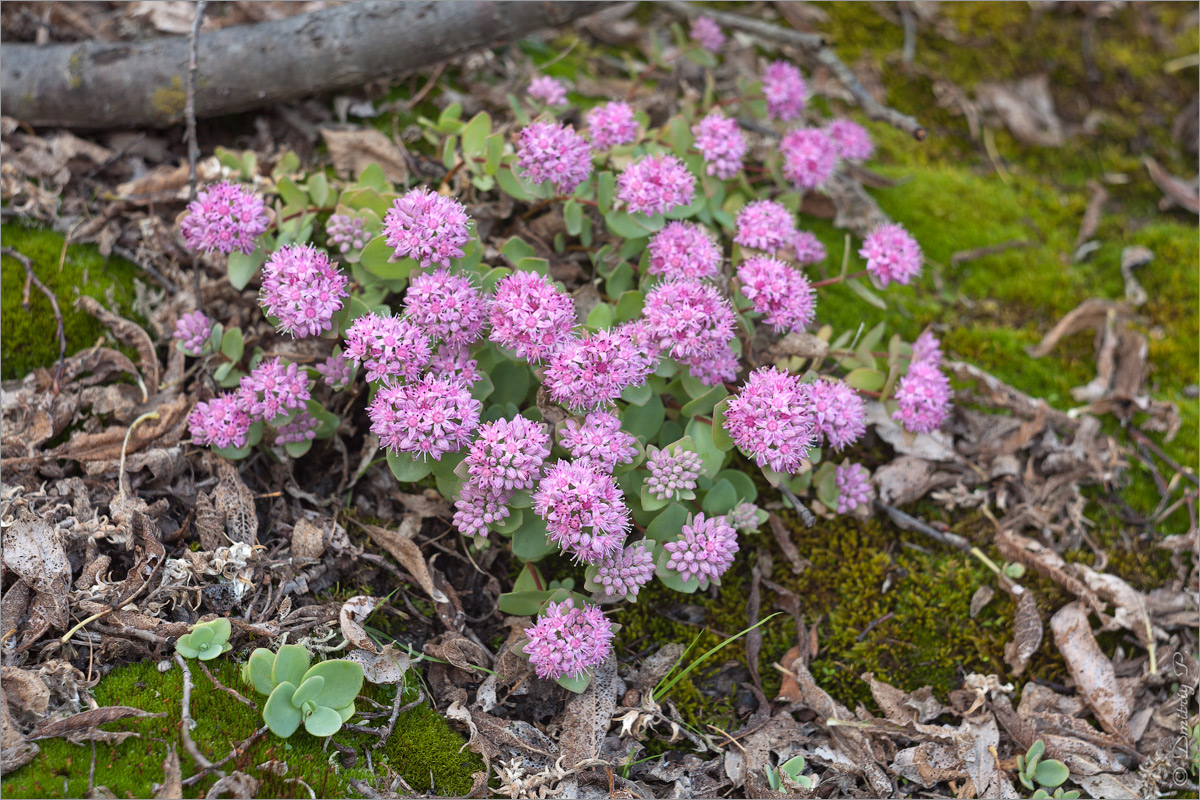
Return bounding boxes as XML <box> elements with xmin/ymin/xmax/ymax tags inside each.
<box><xmin>1033</xmin><ymin>759</ymin><xmax>1069</xmax><ymax>789</ymax></box>
<box><xmin>263</xmin><ymin>682</ymin><xmax>302</xmax><ymax>738</ymax></box>
<box><xmin>187</xmin><ymin>625</ymin><xmax>215</xmax><ymax>649</ymax></box>
<box><xmin>335</xmin><ymin>702</ymin><xmax>356</xmax><ymax>723</ymax></box>
<box><xmin>272</xmin><ymin>644</ymin><xmax>312</xmax><ymax>688</ymax></box>
<box><xmin>197</xmin><ymin>642</ymin><xmax>225</xmax><ymax>661</ymax></box>
<box><xmin>198</xmin><ymin>617</ymin><xmax>231</xmax><ymax>645</ymax></box>
<box><xmin>303</xmin><ymin>704</ymin><xmax>345</xmax><ymax>737</ymax></box>
<box><xmin>555</xmin><ymin>672</ymin><xmax>594</xmax><ymax>693</ymax></box>
<box><xmin>290</xmin><ymin>675</ymin><xmax>326</xmax><ymax>708</ymax></box>
<box><xmin>654</xmin><ymin>548</ymin><xmax>700</xmax><ymax>593</ymax></box>
<box><xmin>174</xmin><ymin>635</ymin><xmax>201</xmax><ymax>659</ymax></box>
<box><xmin>245</xmin><ymin>648</ymin><xmax>277</xmax><ymax>695</ymax></box>
<box><xmin>301</xmin><ymin>660</ymin><xmax>364</xmax><ymax>710</ymax></box>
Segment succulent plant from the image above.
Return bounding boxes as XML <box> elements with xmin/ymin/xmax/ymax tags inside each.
<box><xmin>765</xmin><ymin>754</ymin><xmax>815</xmax><ymax>791</ymax></box>
<box><xmin>241</xmin><ymin>643</ymin><xmax>364</xmax><ymax>738</ymax></box>
<box><xmin>174</xmin><ymin>618</ymin><xmax>232</xmax><ymax>661</ymax></box>
<box><xmin>1017</xmin><ymin>740</ymin><xmax>1075</xmax><ymax>797</ymax></box>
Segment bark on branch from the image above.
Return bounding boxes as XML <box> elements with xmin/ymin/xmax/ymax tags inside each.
<box><xmin>2</xmin><ymin>1</ymin><xmax>605</xmax><ymax>130</ymax></box>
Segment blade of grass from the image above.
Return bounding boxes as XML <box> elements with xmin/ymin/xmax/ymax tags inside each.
<box><xmin>652</xmin><ymin>612</ymin><xmax>781</xmax><ymax>703</ymax></box>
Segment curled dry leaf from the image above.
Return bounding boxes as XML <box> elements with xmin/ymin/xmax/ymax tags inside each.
<box><xmin>57</xmin><ymin>393</ymin><xmax>191</xmax><ymax>464</ymax></box>
<box><xmin>339</xmin><ymin>595</ymin><xmax>383</xmax><ymax>653</ymax></box>
<box><xmin>1</xmin><ymin>666</ymin><xmax>51</xmax><ymax>722</ymax></box>
<box><xmin>30</xmin><ymin>706</ymin><xmax>165</xmax><ymax>740</ymax></box>
<box><xmin>290</xmin><ymin>516</ymin><xmax>327</xmax><ymax>560</ymax></box>
<box><xmin>1049</xmin><ymin>602</ymin><xmax>1134</xmax><ymax>743</ymax></box>
<box><xmin>976</xmin><ymin>74</ymin><xmax>1065</xmax><ymax>147</ymax></box>
<box><xmin>557</xmin><ymin>655</ymin><xmax>620</xmax><ymax>770</ymax></box>
<box><xmin>345</xmin><ymin>646</ymin><xmax>411</xmax><ymax>685</ymax></box>
<box><xmin>0</xmin><ymin>703</ymin><xmax>38</xmax><ymax>776</ymax></box>
<box><xmin>153</xmin><ymin>746</ymin><xmax>182</xmax><ymax>800</ymax></box>
<box><xmin>110</xmin><ymin>509</ymin><xmax>166</xmax><ymax>609</ymax></box>
<box><xmin>361</xmin><ymin>517</ymin><xmax>449</xmax><ymax>604</ymax></box>
<box><xmin>75</xmin><ymin>295</ymin><xmax>160</xmax><ymax>393</ymax></box>
<box><xmin>214</xmin><ymin>459</ymin><xmax>259</xmax><ymax>547</ymax></box>
<box><xmin>1143</xmin><ymin>156</ymin><xmax>1199</xmax><ymax>214</ymax></box>
<box><xmin>320</xmin><ymin>127</ymin><xmax>410</xmax><ymax>185</ymax></box>
<box><xmin>202</xmin><ymin>771</ymin><xmax>260</xmax><ymax>800</ymax></box>
<box><xmin>2</xmin><ymin>515</ymin><xmax>71</xmax><ymax>649</ymax></box>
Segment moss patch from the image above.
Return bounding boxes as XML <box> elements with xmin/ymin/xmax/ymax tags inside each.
<box><xmin>1</xmin><ymin>224</ymin><xmax>144</xmax><ymax>380</ymax></box>
<box><xmin>0</xmin><ymin>658</ymin><xmax>483</xmax><ymax>799</ymax></box>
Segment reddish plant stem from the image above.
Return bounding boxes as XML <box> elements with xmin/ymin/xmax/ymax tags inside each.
<box><xmin>810</xmin><ymin>269</ymin><xmax>868</xmax><ymax>289</ymax></box>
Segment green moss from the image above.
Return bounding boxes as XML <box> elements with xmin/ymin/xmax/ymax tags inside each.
<box><xmin>1</xmin><ymin>658</ymin><xmax>483</xmax><ymax>799</ymax></box>
<box><xmin>1</xmin><ymin>224</ymin><xmax>144</xmax><ymax>381</ymax></box>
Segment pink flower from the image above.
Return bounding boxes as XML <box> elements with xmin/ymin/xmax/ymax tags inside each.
<box><xmin>325</xmin><ymin>214</ymin><xmax>370</xmax><ymax>254</ymax></box>
<box><xmin>368</xmin><ymin>374</ymin><xmax>481</xmax><ymax>460</ymax></box>
<box><xmin>805</xmin><ymin>379</ymin><xmax>866</xmax><ymax>451</ymax></box>
<box><xmin>180</xmin><ymin>181</ymin><xmax>268</xmax><ymax>255</ymax></box>
<box><xmin>404</xmin><ymin>268</ymin><xmax>489</xmax><ymax>346</ymax></box>
<box><xmin>344</xmin><ymin>313</ymin><xmax>432</xmax><ymax>384</ymax></box>
<box><xmin>736</xmin><ymin>256</ymin><xmax>816</xmax><ymax>334</ymax></box>
<box><xmin>585</xmin><ymin>101</ymin><xmax>639</xmax><ymax>150</ymax></box>
<box><xmin>690</xmin><ymin>16</ymin><xmax>725</xmax><ymax>51</ymax></box>
<box><xmin>516</xmin><ymin>121</ymin><xmax>593</xmax><ymax>195</ymax></box>
<box><xmin>488</xmin><ymin>270</ymin><xmax>576</xmax><ymax>364</ymax></box>
<box><xmin>238</xmin><ymin>358</ymin><xmax>310</xmax><ymax>422</ymax></box>
<box><xmin>734</xmin><ymin>200</ymin><xmax>794</xmax><ymax>254</ymax></box>
<box><xmin>189</xmin><ymin>393</ymin><xmax>253</xmax><ymax>449</ymax></box>
<box><xmin>835</xmin><ymin>462</ymin><xmax>872</xmax><ymax>514</ymax></box>
<box><xmin>544</xmin><ymin>326</ymin><xmax>655</xmax><ymax>412</ymax></box>
<box><xmin>728</xmin><ymin>502</ymin><xmax>761</xmax><ymax>533</ymax></box>
<box><xmin>647</xmin><ymin>222</ymin><xmax>722</xmax><ymax>281</ymax></box>
<box><xmin>641</xmin><ymin>280</ymin><xmax>735</xmax><ymax>363</ymax></box>
<box><xmin>464</xmin><ymin>416</ymin><xmax>551</xmax><ymax>494</ymax></box>
<box><xmin>593</xmin><ymin>541</ymin><xmax>656</xmax><ymax>600</ymax></box>
<box><xmin>859</xmin><ymin>223</ymin><xmax>922</xmax><ymax>287</ymax></box>
<box><xmin>174</xmin><ymin>310</ymin><xmax>213</xmax><ymax>355</ymax></box>
<box><xmin>663</xmin><ymin>512</ymin><xmax>739</xmax><ymax>589</ymax></box>
<box><xmin>383</xmin><ymin>187</ymin><xmax>471</xmax><ymax>268</ymax></box>
<box><xmin>316</xmin><ymin>353</ymin><xmax>353</xmax><ymax>390</ymax></box>
<box><xmin>912</xmin><ymin>331</ymin><xmax>942</xmax><ymax>366</ymax></box>
<box><xmin>791</xmin><ymin>231</ymin><xmax>826</xmax><ymax>265</ymax></box>
<box><xmin>260</xmin><ymin>244</ymin><xmax>349</xmax><ymax>338</ymax></box>
<box><xmin>691</xmin><ymin>113</ymin><xmax>746</xmax><ymax>180</ymax></box>
<box><xmin>645</xmin><ymin>444</ymin><xmax>703</xmax><ymax>501</ymax></box>
<box><xmin>533</xmin><ymin>460</ymin><xmax>630</xmax><ymax>563</ymax></box>
<box><xmin>429</xmin><ymin>343</ymin><xmax>481</xmax><ymax>388</ymax></box>
<box><xmin>892</xmin><ymin>361</ymin><xmax>951</xmax><ymax>434</ymax></box>
<box><xmin>780</xmin><ymin>128</ymin><xmax>839</xmax><ymax>191</ymax></box>
<box><xmin>825</xmin><ymin>118</ymin><xmax>874</xmax><ymax>162</ymax></box>
<box><xmin>762</xmin><ymin>61</ymin><xmax>807</xmax><ymax>121</ymax></box>
<box><xmin>686</xmin><ymin>343</ymin><xmax>740</xmax><ymax>387</ymax></box>
<box><xmin>723</xmin><ymin>367</ymin><xmax>816</xmax><ymax>474</ymax></box>
<box><xmin>275</xmin><ymin>411</ymin><xmax>320</xmax><ymax>445</ymax></box>
<box><xmin>559</xmin><ymin>411</ymin><xmax>637</xmax><ymax>472</ymax></box>
<box><xmin>617</xmin><ymin>154</ymin><xmax>696</xmax><ymax>216</ymax></box>
<box><xmin>523</xmin><ymin>598</ymin><xmax>614</xmax><ymax>680</ymax></box>
<box><xmin>453</xmin><ymin>481</ymin><xmax>511</xmax><ymax>538</ymax></box>
<box><xmin>528</xmin><ymin>75</ymin><xmax>568</xmax><ymax>107</ymax></box>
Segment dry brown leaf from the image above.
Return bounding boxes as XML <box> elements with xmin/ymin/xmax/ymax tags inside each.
<box><xmin>976</xmin><ymin>75</ymin><xmax>1065</xmax><ymax>147</ymax></box>
<box><xmin>995</xmin><ymin>529</ymin><xmax>1107</xmax><ymax>619</ymax></box>
<box><xmin>557</xmin><ymin>655</ymin><xmax>619</xmax><ymax>770</ymax></box>
<box><xmin>321</xmin><ymin>127</ymin><xmax>409</xmax><ymax>185</ymax></box>
<box><xmin>153</xmin><ymin>746</ymin><xmax>182</xmax><ymax>799</ymax></box>
<box><xmin>1049</xmin><ymin>602</ymin><xmax>1133</xmax><ymax>743</ymax></box>
<box><xmin>57</xmin><ymin>393</ymin><xmax>190</xmax><ymax>464</ymax></box>
<box><xmin>30</xmin><ymin>706</ymin><xmax>165</xmax><ymax>740</ymax></box>
<box><xmin>1003</xmin><ymin>586</ymin><xmax>1042</xmax><ymax>677</ymax></box>
<box><xmin>0</xmin><ymin>703</ymin><xmax>38</xmax><ymax>776</ymax></box>
<box><xmin>345</xmin><ymin>646</ymin><xmax>411</xmax><ymax>685</ymax></box>
<box><xmin>109</xmin><ymin>510</ymin><xmax>166</xmax><ymax>609</ymax></box>
<box><xmin>75</xmin><ymin>296</ymin><xmax>160</xmax><ymax>393</ymax></box>
<box><xmin>203</xmin><ymin>771</ymin><xmax>259</xmax><ymax>799</ymax></box>
<box><xmin>2</xmin><ymin>515</ymin><xmax>71</xmax><ymax>648</ymax></box>
<box><xmin>362</xmin><ymin>517</ymin><xmax>449</xmax><ymax>604</ymax></box>
<box><xmin>1</xmin><ymin>667</ymin><xmax>51</xmax><ymax>722</ymax></box>
<box><xmin>115</xmin><ymin>163</ymin><xmax>190</xmax><ymax>201</ymax></box>
<box><xmin>214</xmin><ymin>459</ymin><xmax>259</xmax><ymax>547</ymax></box>
<box><xmin>862</xmin><ymin>673</ymin><xmax>947</xmax><ymax>726</ymax></box>
<box><xmin>970</xmin><ymin>584</ymin><xmax>996</xmax><ymax>618</ymax></box>
<box><xmin>339</xmin><ymin>595</ymin><xmax>383</xmax><ymax>653</ymax></box>
<box><xmin>1143</xmin><ymin>157</ymin><xmax>1199</xmax><ymax>214</ymax></box>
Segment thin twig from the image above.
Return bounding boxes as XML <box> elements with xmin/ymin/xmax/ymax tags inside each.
<box><xmin>875</xmin><ymin>501</ymin><xmax>972</xmax><ymax>551</ymax></box>
<box><xmin>3</xmin><ymin>246</ymin><xmax>66</xmax><ymax>392</ymax></box>
<box><xmin>663</xmin><ymin>1</ymin><xmax>925</xmax><ymax>139</ymax></box>
<box><xmin>119</xmin><ymin>411</ymin><xmax>160</xmax><ymax>501</ymax></box>
<box><xmin>198</xmin><ymin>661</ymin><xmax>255</xmax><ymax>707</ymax></box>
<box><xmin>181</xmin><ymin>726</ymin><xmax>268</xmax><ymax>787</ymax></box>
<box><xmin>376</xmin><ymin>687</ymin><xmax>423</xmax><ymax>747</ymax></box>
<box><xmin>950</xmin><ymin>239</ymin><xmax>1034</xmax><ymax>267</ymax></box>
<box><xmin>777</xmin><ymin>483</ymin><xmax>816</xmax><ymax>528</ymax></box>
<box><xmin>174</xmin><ymin>653</ymin><xmax>218</xmax><ymax>774</ymax></box>
<box><xmin>186</xmin><ymin>0</ymin><xmax>208</xmax><ymax>304</ymax></box>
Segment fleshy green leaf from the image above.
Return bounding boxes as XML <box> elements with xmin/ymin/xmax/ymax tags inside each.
<box><xmin>272</xmin><ymin>644</ymin><xmax>311</xmax><ymax>688</ymax></box>
<box><xmin>303</xmin><ymin>703</ymin><xmax>344</xmax><ymax>737</ymax></box>
<box><xmin>227</xmin><ymin>249</ymin><xmax>264</xmax><ymax>291</ymax></box>
<box><xmin>710</xmin><ymin>397</ymin><xmax>735</xmax><ymax>451</ymax></box>
<box><xmin>702</xmin><ymin>479</ymin><xmax>738</xmax><ymax>515</ymax></box>
<box><xmin>621</xmin><ymin>392</ymin><xmax>664</xmax><ymax>441</ymax></box>
<box><xmin>336</xmin><ymin>702</ymin><xmax>356</xmax><ymax>723</ymax></box>
<box><xmin>245</xmin><ymin>648</ymin><xmax>277</xmax><ymax>695</ymax></box>
<box><xmin>715</xmin><ymin>469</ymin><xmax>757</xmax><ymax>503</ymax></box>
<box><xmin>220</xmin><ymin>327</ymin><xmax>244</xmax><ymax>363</ymax></box>
<box><xmin>498</xmin><ymin>589</ymin><xmax>557</xmax><ymax>616</ymax></box>
<box><xmin>174</xmin><ymin>636</ymin><xmax>201</xmax><ymax>659</ymax></box>
<box><xmin>291</xmin><ymin>675</ymin><xmax>326</xmax><ymax>708</ymax></box>
<box><xmin>645</xmin><ymin>503</ymin><xmax>688</xmax><ymax>544</ymax></box>
<box><xmin>197</xmin><ymin>617</ymin><xmax>231</xmax><ymax>645</ymax></box>
<box><xmin>263</xmin><ymin>682</ymin><xmax>302</xmax><ymax>737</ymax></box>
<box><xmin>302</xmin><ymin>660</ymin><xmax>364</xmax><ymax>710</ymax></box>
<box><xmin>511</xmin><ymin>512</ymin><xmax>559</xmax><ymax>562</ymax></box>
<box><xmin>189</xmin><ymin>625</ymin><xmax>215</xmax><ymax>648</ymax></box>
<box><xmin>461</xmin><ymin>111</ymin><xmax>491</xmax><ymax>159</ymax></box>
<box><xmin>655</xmin><ymin>548</ymin><xmax>700</xmax><ymax>593</ymax></box>
<box><xmin>387</xmin><ymin>449</ymin><xmax>434</xmax><ymax>483</ymax></box>
<box><xmin>1033</xmin><ymin>759</ymin><xmax>1069</xmax><ymax>789</ymax></box>
<box><xmin>556</xmin><ymin>672</ymin><xmax>593</xmax><ymax>693</ymax></box>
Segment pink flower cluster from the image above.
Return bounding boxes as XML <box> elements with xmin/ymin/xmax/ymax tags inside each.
<box><xmin>453</xmin><ymin>482</ymin><xmax>510</xmax><ymax>538</ymax></box>
<box><xmin>723</xmin><ymin>367</ymin><xmax>816</xmax><ymax>473</ymax></box>
<box><xmin>403</xmin><ymin>268</ymin><xmax>489</xmax><ymax>346</ymax></box>
<box><xmin>687</xmin><ymin>344</ymin><xmax>740</xmax><ymax>387</ymax></box>
<box><xmin>326</xmin><ymin>214</ymin><xmax>370</xmax><ymax>254</ymax></box>
<box><xmin>586</xmin><ymin>101</ymin><xmax>639</xmax><ymax>151</ymax></box>
<box><xmin>384</xmin><ymin>187</ymin><xmax>471</xmax><ymax>268</ymax></box>
<box><xmin>892</xmin><ymin>332</ymin><xmax>951</xmax><ymax>434</ymax></box>
<box><xmin>792</xmin><ymin>231</ymin><xmax>826</xmax><ymax>265</ymax></box>
<box><xmin>663</xmin><ymin>512</ymin><xmax>739</xmax><ymax>588</ymax></box>
<box><xmin>826</xmin><ymin>119</ymin><xmax>874</xmax><ymax>162</ymax></box>
<box><xmin>344</xmin><ymin>313</ymin><xmax>431</xmax><ymax>384</ymax></box>
<box><xmin>260</xmin><ymin>244</ymin><xmax>349</xmax><ymax>338</ymax></box>
<box><xmin>533</xmin><ymin>460</ymin><xmax>630</xmax><ymax>563</ymax></box>
<box><xmin>455</xmin><ymin>416</ymin><xmax>550</xmax><ymax>537</ymax></box>
<box><xmin>642</xmin><ymin>280</ymin><xmax>735</xmax><ymax>363</ymax></box>
<box><xmin>517</xmin><ymin>121</ymin><xmax>593</xmax><ymax>195</ymax></box>
<box><xmin>647</xmin><ymin>222</ymin><xmax>722</xmax><ymax>281</ymax></box>
<box><xmin>367</xmin><ymin>374</ymin><xmax>481</xmax><ymax>460</ymax></box>
<box><xmin>644</xmin><ymin>444</ymin><xmax>703</xmax><ymax>501</ymax></box>
<box><xmin>806</xmin><ymin>378</ymin><xmax>866</xmax><ymax>451</ymax></box>
<box><xmin>736</xmin><ymin>256</ymin><xmax>816</xmax><ymax>334</ymax></box>
<box><xmin>181</xmin><ymin>181</ymin><xmax>268</xmax><ymax>255</ymax></box>
<box><xmin>527</xmin><ymin>75</ymin><xmax>568</xmax><ymax>107</ymax></box>
<box><xmin>488</xmin><ymin>270</ymin><xmax>576</xmax><ymax>364</ymax></box>
<box><xmin>593</xmin><ymin>541</ymin><xmax>655</xmax><ymax>600</ymax></box>
<box><xmin>734</xmin><ymin>200</ymin><xmax>794</xmax><ymax>254</ymax></box>
<box><xmin>559</xmin><ymin>411</ymin><xmax>637</xmax><ymax>472</ymax></box>
<box><xmin>544</xmin><ymin>325</ymin><xmax>655</xmax><ymax>411</ymax></box>
<box><xmin>690</xmin><ymin>16</ymin><xmax>725</xmax><ymax>51</ymax></box>
<box><xmin>835</xmin><ymin>462</ymin><xmax>872</xmax><ymax>514</ymax></box>
<box><xmin>523</xmin><ymin>598</ymin><xmax>614</xmax><ymax>680</ymax></box>
<box><xmin>430</xmin><ymin>343</ymin><xmax>480</xmax><ymax>388</ymax></box>
<box><xmin>174</xmin><ymin>310</ymin><xmax>213</xmax><ymax>355</ymax></box>
<box><xmin>728</xmin><ymin>502</ymin><xmax>761</xmax><ymax>533</ymax></box>
<box><xmin>617</xmin><ymin>154</ymin><xmax>695</xmax><ymax>216</ymax></box>
<box><xmin>189</xmin><ymin>394</ymin><xmax>253</xmax><ymax>449</ymax></box>
<box><xmin>780</xmin><ymin>128</ymin><xmax>839</xmax><ymax>191</ymax></box>
<box><xmin>692</xmin><ymin>113</ymin><xmax>746</xmax><ymax>180</ymax></box>
<box><xmin>762</xmin><ymin>61</ymin><xmax>807</xmax><ymax>121</ymax></box>
<box><xmin>316</xmin><ymin>353</ymin><xmax>353</xmax><ymax>390</ymax></box>
<box><xmin>238</xmin><ymin>358</ymin><xmax>311</xmax><ymax>422</ymax></box>
<box><xmin>860</xmin><ymin>223</ymin><xmax>922</xmax><ymax>288</ymax></box>
<box><xmin>275</xmin><ymin>411</ymin><xmax>320</xmax><ymax>445</ymax></box>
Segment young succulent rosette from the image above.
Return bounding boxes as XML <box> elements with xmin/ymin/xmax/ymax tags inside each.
<box><xmin>243</xmin><ymin>644</ymin><xmax>364</xmax><ymax>738</ymax></box>
<box><xmin>174</xmin><ymin>618</ymin><xmax>232</xmax><ymax>660</ymax></box>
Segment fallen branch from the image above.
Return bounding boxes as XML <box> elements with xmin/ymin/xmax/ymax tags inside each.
<box><xmin>2</xmin><ymin>245</ymin><xmax>66</xmax><ymax>392</ymax></box>
<box><xmin>2</xmin><ymin>1</ymin><xmax>605</xmax><ymax>129</ymax></box>
<box><xmin>198</xmin><ymin>661</ymin><xmax>255</xmax><ymax>708</ymax></box>
<box><xmin>174</xmin><ymin>653</ymin><xmax>218</xmax><ymax>775</ymax></box>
